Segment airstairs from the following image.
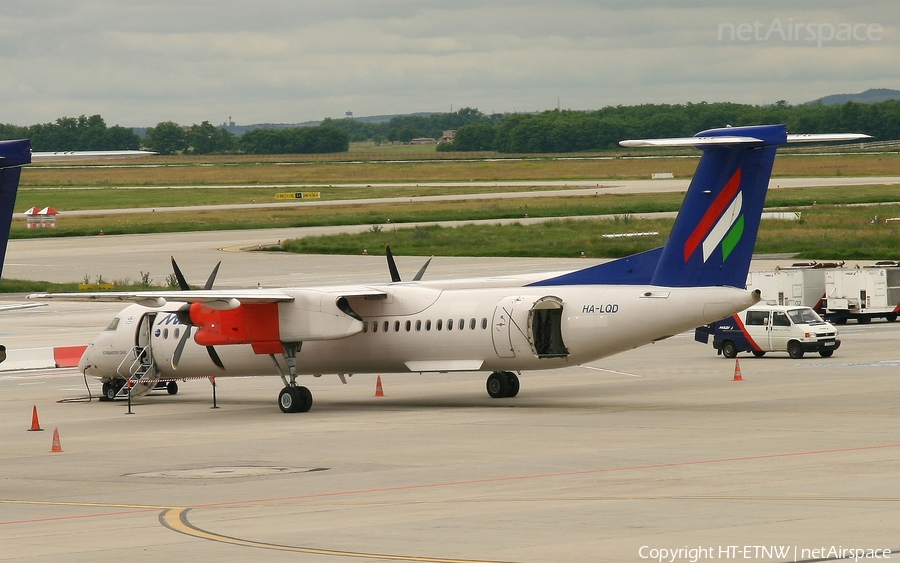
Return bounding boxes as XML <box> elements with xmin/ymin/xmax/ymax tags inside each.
<box><xmin>112</xmin><ymin>346</ymin><xmax>159</xmax><ymax>398</ymax></box>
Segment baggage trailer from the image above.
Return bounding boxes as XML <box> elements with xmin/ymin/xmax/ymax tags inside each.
<box><xmin>746</xmin><ymin>265</ymin><xmax>828</xmax><ymax>311</ymax></box>
<box><xmin>824</xmin><ymin>262</ymin><xmax>900</xmax><ymax>324</ymax></box>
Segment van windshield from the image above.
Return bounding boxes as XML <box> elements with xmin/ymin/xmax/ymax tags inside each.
<box><xmin>788</xmin><ymin>308</ymin><xmax>824</xmax><ymax>325</ymax></box>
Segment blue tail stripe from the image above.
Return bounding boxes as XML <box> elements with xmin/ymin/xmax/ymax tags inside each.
<box><xmin>528</xmin><ymin>247</ymin><xmax>662</xmax><ymax>286</ymax></box>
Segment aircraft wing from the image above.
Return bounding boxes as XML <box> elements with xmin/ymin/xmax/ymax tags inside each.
<box><xmin>27</xmin><ymin>286</ymin><xmax>390</xmax><ymax>308</ymax></box>
<box><xmin>27</xmin><ymin>289</ymin><xmax>296</xmax><ymax>309</ymax></box>
<box><xmin>0</xmin><ymin>302</ymin><xmax>47</xmax><ymax>313</ymax></box>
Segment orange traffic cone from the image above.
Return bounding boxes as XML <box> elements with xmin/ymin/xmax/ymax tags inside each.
<box><xmin>374</xmin><ymin>375</ymin><xmax>385</xmax><ymax>397</ymax></box>
<box><xmin>50</xmin><ymin>428</ymin><xmax>63</xmax><ymax>453</ymax></box>
<box><xmin>732</xmin><ymin>358</ymin><xmax>743</xmax><ymax>382</ymax></box>
<box><xmin>28</xmin><ymin>405</ymin><xmax>44</xmax><ymax>431</ymax></box>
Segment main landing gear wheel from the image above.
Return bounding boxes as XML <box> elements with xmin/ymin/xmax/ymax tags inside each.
<box><xmin>504</xmin><ymin>371</ymin><xmax>520</xmax><ymax>397</ymax></box>
<box><xmin>486</xmin><ymin>371</ymin><xmax>510</xmax><ymax>398</ymax></box>
<box><xmin>278</xmin><ymin>386</ymin><xmax>313</xmax><ymax>413</ymax></box>
<box><xmin>166</xmin><ymin>381</ymin><xmax>179</xmax><ymax>395</ymax></box>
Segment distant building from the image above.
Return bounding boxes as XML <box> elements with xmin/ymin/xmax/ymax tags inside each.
<box><xmin>410</xmin><ymin>137</ymin><xmax>437</xmax><ymax>145</ymax></box>
<box><xmin>438</xmin><ymin>130</ymin><xmax>456</xmax><ymax>143</ymax></box>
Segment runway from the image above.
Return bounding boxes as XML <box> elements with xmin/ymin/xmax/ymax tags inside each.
<box><xmin>33</xmin><ymin>175</ymin><xmax>900</xmax><ymax>217</ymax></box>
<box><xmin>1</xmin><ymin>227</ymin><xmax>899</xmax><ymax>561</ymax></box>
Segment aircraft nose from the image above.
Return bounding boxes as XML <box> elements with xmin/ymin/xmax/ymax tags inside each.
<box><xmin>77</xmin><ymin>343</ymin><xmax>95</xmax><ymax>372</ymax></box>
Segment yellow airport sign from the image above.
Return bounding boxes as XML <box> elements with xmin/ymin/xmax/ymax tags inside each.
<box><xmin>275</xmin><ymin>192</ymin><xmax>321</xmax><ymax>200</ymax></box>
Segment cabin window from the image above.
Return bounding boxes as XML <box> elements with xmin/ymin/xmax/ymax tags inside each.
<box><xmin>425</xmin><ymin>320</ymin><xmax>432</xmax><ymax>331</ymax></box>
<box><xmin>174</xmin><ymin>328</ymin><xmax>180</xmax><ymax>339</ymax></box>
<box><xmin>394</xmin><ymin>321</ymin><xmax>401</xmax><ymax>332</ymax></box>
<box><xmin>436</xmin><ymin>319</ymin><xmax>443</xmax><ymax>331</ymax></box>
<box><xmin>383</xmin><ymin>321</ymin><xmax>389</xmax><ymax>333</ymax></box>
<box><xmin>416</xmin><ymin>320</ymin><xmax>422</xmax><ymax>331</ymax></box>
<box><xmin>363</xmin><ymin>321</ymin><xmax>368</xmax><ymax>333</ymax></box>
<box><xmin>372</xmin><ymin>322</ymin><xmax>378</xmax><ymax>333</ymax></box>
<box><xmin>470</xmin><ymin>318</ymin><xmax>476</xmax><ymax>330</ymax></box>
<box><xmin>447</xmin><ymin>319</ymin><xmax>453</xmax><ymax>331</ymax></box>
<box><xmin>481</xmin><ymin>318</ymin><xmax>488</xmax><ymax>329</ymax></box>
<box><xmin>459</xmin><ymin>318</ymin><xmax>465</xmax><ymax>330</ymax></box>
<box><xmin>163</xmin><ymin>328</ymin><xmax>169</xmax><ymax>339</ymax></box>
<box><xmin>405</xmin><ymin>320</ymin><xmax>411</xmax><ymax>332</ymax></box>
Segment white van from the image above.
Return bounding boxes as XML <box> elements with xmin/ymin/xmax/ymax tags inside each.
<box><xmin>695</xmin><ymin>305</ymin><xmax>841</xmax><ymax>359</ymax></box>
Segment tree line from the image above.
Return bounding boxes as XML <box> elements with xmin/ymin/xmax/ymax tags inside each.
<box><xmin>0</xmin><ymin>116</ymin><xmax>349</xmax><ymax>155</ymax></box>
<box><xmin>440</xmin><ymin>100</ymin><xmax>900</xmax><ymax>153</ymax></box>
<box><xmin>3</xmin><ymin>99</ymin><xmax>899</xmax><ymax>155</ymax></box>
<box><xmin>0</xmin><ymin>115</ymin><xmax>141</xmax><ymax>152</ymax></box>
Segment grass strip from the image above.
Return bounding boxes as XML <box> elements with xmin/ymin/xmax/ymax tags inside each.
<box><xmin>275</xmin><ymin>204</ymin><xmax>900</xmax><ymax>261</ymax></box>
<box><xmin>10</xmin><ymin>185</ymin><xmax>900</xmax><ymax>240</ymax></box>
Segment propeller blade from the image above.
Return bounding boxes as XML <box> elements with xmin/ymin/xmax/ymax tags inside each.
<box><xmin>170</xmin><ymin>256</ymin><xmax>191</xmax><ymax>291</ymax></box>
<box><xmin>385</xmin><ymin>245</ymin><xmax>401</xmax><ymax>283</ymax></box>
<box><xmin>413</xmin><ymin>256</ymin><xmax>433</xmax><ymax>281</ymax></box>
<box><xmin>203</xmin><ymin>261</ymin><xmax>222</xmax><ymax>290</ymax></box>
<box><xmin>171</xmin><ymin>327</ymin><xmax>191</xmax><ymax>370</ymax></box>
<box><xmin>206</xmin><ymin>346</ymin><xmax>226</xmax><ymax>370</ymax></box>
<box><xmin>169</xmin><ymin>259</ymin><xmax>226</xmax><ymax>371</ymax></box>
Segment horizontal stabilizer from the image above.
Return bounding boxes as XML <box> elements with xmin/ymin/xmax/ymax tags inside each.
<box><xmin>786</xmin><ymin>133</ymin><xmax>872</xmax><ymax>143</ymax></box>
<box><xmin>620</xmin><ymin>136</ymin><xmax>763</xmax><ymax>148</ymax></box>
<box><xmin>621</xmin><ymin>132</ymin><xmax>870</xmax><ymax>148</ymax></box>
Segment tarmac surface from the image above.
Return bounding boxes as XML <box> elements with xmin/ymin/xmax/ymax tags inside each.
<box><xmin>2</xmin><ymin>316</ymin><xmax>899</xmax><ymax>562</ymax></box>
<box><xmin>1</xmin><ymin>232</ymin><xmax>899</xmax><ymax>561</ymax></box>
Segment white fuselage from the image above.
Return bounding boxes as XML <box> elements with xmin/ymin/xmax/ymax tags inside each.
<box><xmin>79</xmin><ymin>272</ymin><xmax>757</xmax><ymax>383</ymax></box>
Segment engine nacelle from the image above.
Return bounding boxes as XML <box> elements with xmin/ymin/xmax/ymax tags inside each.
<box><xmin>188</xmin><ymin>302</ymin><xmax>280</xmax><ymax>347</ymax></box>
<box><xmin>185</xmin><ymin>290</ymin><xmax>363</xmax><ymax>351</ymax></box>
<box><xmin>277</xmin><ymin>291</ymin><xmax>364</xmax><ymax>341</ymax></box>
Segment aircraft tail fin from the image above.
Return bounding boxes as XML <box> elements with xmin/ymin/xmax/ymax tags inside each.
<box><xmin>628</xmin><ymin>126</ymin><xmax>871</xmax><ymax>288</ymax></box>
<box><xmin>531</xmin><ymin>125</ymin><xmax>869</xmax><ymax>289</ymax></box>
<box><xmin>644</xmin><ymin>125</ymin><xmax>785</xmax><ymax>288</ymax></box>
<box><xmin>0</xmin><ymin>140</ymin><xmax>31</xmax><ymax>281</ymax></box>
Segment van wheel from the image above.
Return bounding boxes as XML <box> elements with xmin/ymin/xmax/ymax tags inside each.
<box><xmin>886</xmin><ymin>314</ymin><xmax>897</xmax><ymax>323</ymax></box>
<box><xmin>819</xmin><ymin>350</ymin><xmax>834</xmax><ymax>358</ymax></box>
<box><xmin>721</xmin><ymin>341</ymin><xmax>738</xmax><ymax>359</ymax></box>
<box><xmin>787</xmin><ymin>341</ymin><xmax>804</xmax><ymax>359</ymax></box>
<box><xmin>857</xmin><ymin>316</ymin><xmax>871</xmax><ymax>324</ymax></box>
<box><xmin>751</xmin><ymin>351</ymin><xmax>766</xmax><ymax>358</ymax></box>
<box><xmin>834</xmin><ymin>317</ymin><xmax>847</xmax><ymax>325</ymax></box>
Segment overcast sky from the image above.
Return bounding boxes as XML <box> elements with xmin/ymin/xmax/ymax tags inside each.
<box><xmin>1</xmin><ymin>1</ymin><xmax>897</xmax><ymax>127</ymax></box>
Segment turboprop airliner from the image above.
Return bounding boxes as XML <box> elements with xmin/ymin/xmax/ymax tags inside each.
<box><xmin>29</xmin><ymin>125</ymin><xmax>869</xmax><ymax>412</ymax></box>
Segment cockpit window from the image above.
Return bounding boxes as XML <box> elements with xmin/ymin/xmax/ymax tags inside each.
<box><xmin>104</xmin><ymin>317</ymin><xmax>120</xmax><ymax>331</ymax></box>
